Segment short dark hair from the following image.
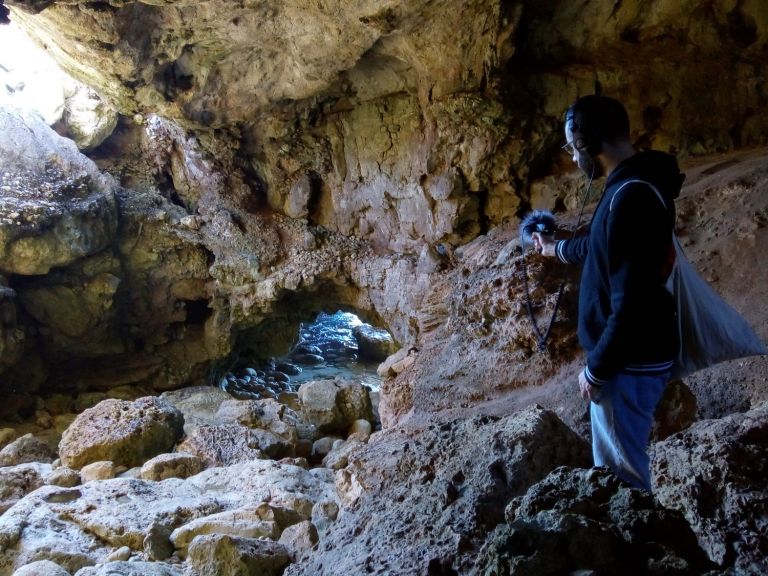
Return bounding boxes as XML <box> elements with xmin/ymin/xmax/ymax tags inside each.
<box><xmin>565</xmin><ymin>95</ymin><xmax>630</xmax><ymax>145</ymax></box>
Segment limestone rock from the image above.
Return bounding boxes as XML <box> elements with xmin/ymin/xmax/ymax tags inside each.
<box><xmin>79</xmin><ymin>461</ymin><xmax>116</xmax><ymax>483</ymax></box>
<box><xmin>63</xmin><ymin>84</ymin><xmax>118</xmax><ymax>150</ymax></box>
<box><xmin>298</xmin><ymin>378</ymin><xmax>374</xmax><ymax>433</ymax></box>
<box><xmin>0</xmin><ymin>460</ymin><xmax>334</xmax><ymax>573</ymax></box>
<box><xmin>651</xmin><ymin>378</ymin><xmax>698</xmax><ymax>441</ymax></box>
<box><xmin>0</xmin><ymin>463</ymin><xmax>51</xmax><ymax>514</ymax></box>
<box><xmin>58</xmin><ymin>397</ymin><xmax>184</xmax><ymax>469</ymax></box>
<box><xmin>170</xmin><ymin>502</ymin><xmax>302</xmax><ymax>556</ymax></box>
<box><xmin>0</xmin><ymin>433</ymin><xmax>56</xmax><ymax>466</ymax></box>
<box><xmin>140</xmin><ymin>452</ymin><xmax>203</xmax><ymax>481</ymax></box>
<box><xmin>322</xmin><ymin>438</ymin><xmax>365</xmax><ymax>471</ymax></box>
<box><xmin>12</xmin><ymin>560</ymin><xmax>71</xmax><ymax>576</ymax></box>
<box><xmin>176</xmin><ymin>424</ymin><xmax>293</xmax><ymax>468</ymax></box>
<box><xmin>287</xmin><ymin>406</ymin><xmax>591</xmax><ymax>575</ymax></box>
<box><xmin>160</xmin><ymin>386</ymin><xmax>232</xmax><ymax>435</ymax></box>
<box><xmin>143</xmin><ymin>522</ymin><xmax>174</xmax><ymax>562</ymax></box>
<box><xmin>215</xmin><ymin>398</ymin><xmax>301</xmax><ymax>445</ymax></box>
<box><xmin>0</xmin><ymin>106</ymin><xmax>117</xmax><ymax>276</ymax></box>
<box><xmin>278</xmin><ymin>520</ymin><xmax>318</xmax><ymax>559</ymax></box>
<box><xmin>352</xmin><ymin>324</ymin><xmax>397</xmax><ymax>362</ymax></box>
<box><xmin>651</xmin><ymin>402</ymin><xmax>768</xmax><ymax>573</ymax></box>
<box><xmin>44</xmin><ymin>466</ymin><xmax>81</xmax><ymax>488</ymax></box>
<box><xmin>74</xmin><ymin>561</ymin><xmax>183</xmax><ymax>576</ymax></box>
<box><xmin>475</xmin><ymin>467</ymin><xmax>714</xmax><ymax>575</ymax></box>
<box><xmin>187</xmin><ymin>534</ymin><xmax>290</xmax><ymax>576</ymax></box>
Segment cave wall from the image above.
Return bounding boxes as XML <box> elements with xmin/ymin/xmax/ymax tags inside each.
<box><xmin>1</xmin><ymin>0</ymin><xmax>767</xmax><ymax>406</ymax></box>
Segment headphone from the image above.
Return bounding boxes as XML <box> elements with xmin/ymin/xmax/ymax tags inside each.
<box><xmin>565</xmin><ymin>100</ymin><xmax>603</xmax><ymax>158</ymax></box>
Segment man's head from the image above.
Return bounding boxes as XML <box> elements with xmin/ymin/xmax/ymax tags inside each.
<box><xmin>564</xmin><ymin>95</ymin><xmax>631</xmax><ymax>177</ymax></box>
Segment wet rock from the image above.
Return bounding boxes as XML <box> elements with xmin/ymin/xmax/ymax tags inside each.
<box><xmin>58</xmin><ymin>397</ymin><xmax>184</xmax><ymax>469</ymax></box>
<box><xmin>476</xmin><ymin>467</ymin><xmax>714</xmax><ymax>575</ymax></box>
<box><xmin>0</xmin><ymin>462</ymin><xmax>51</xmax><ymax>514</ymax></box>
<box><xmin>0</xmin><ymin>433</ymin><xmax>56</xmax><ymax>466</ymax></box>
<box><xmin>187</xmin><ymin>534</ymin><xmax>290</xmax><ymax>576</ymax></box>
<box><xmin>74</xmin><ymin>561</ymin><xmax>183</xmax><ymax>576</ymax></box>
<box><xmin>140</xmin><ymin>452</ymin><xmax>203</xmax><ymax>481</ymax></box>
<box><xmin>79</xmin><ymin>461</ymin><xmax>116</xmax><ymax>482</ymax></box>
<box><xmin>651</xmin><ymin>402</ymin><xmax>768</xmax><ymax>573</ymax></box>
<box><xmin>12</xmin><ymin>560</ymin><xmax>70</xmax><ymax>576</ymax></box>
<box><xmin>179</xmin><ymin>422</ymin><xmax>295</xmax><ymax>467</ymax></box>
<box><xmin>298</xmin><ymin>378</ymin><xmax>374</xmax><ymax>433</ymax></box>
<box><xmin>353</xmin><ymin>324</ymin><xmax>397</xmax><ymax>362</ymax></box>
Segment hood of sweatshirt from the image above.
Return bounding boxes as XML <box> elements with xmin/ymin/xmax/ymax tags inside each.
<box><xmin>605</xmin><ymin>150</ymin><xmax>685</xmax><ymax>202</ymax></box>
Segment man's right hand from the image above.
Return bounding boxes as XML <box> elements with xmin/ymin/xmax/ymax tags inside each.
<box><xmin>531</xmin><ymin>232</ymin><xmax>556</xmax><ymax>257</ymax></box>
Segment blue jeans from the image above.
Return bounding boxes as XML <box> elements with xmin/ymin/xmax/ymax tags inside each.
<box><xmin>590</xmin><ymin>371</ymin><xmax>669</xmax><ymax>492</ymax></box>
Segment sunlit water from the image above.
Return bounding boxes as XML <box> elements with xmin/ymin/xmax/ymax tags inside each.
<box><xmin>282</xmin><ymin>311</ymin><xmax>383</xmax><ymax>391</ymax></box>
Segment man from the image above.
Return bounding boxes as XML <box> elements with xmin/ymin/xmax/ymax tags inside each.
<box><xmin>532</xmin><ymin>95</ymin><xmax>684</xmax><ymax>492</ymax></box>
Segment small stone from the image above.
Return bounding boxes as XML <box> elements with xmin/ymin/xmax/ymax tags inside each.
<box><xmin>44</xmin><ymin>466</ymin><xmax>81</xmax><ymax>487</ymax></box>
<box><xmin>144</xmin><ymin>522</ymin><xmax>174</xmax><ymax>561</ymax></box>
<box><xmin>80</xmin><ymin>460</ymin><xmax>116</xmax><ymax>482</ymax></box>
<box><xmin>104</xmin><ymin>545</ymin><xmax>132</xmax><ymax>562</ymax></box>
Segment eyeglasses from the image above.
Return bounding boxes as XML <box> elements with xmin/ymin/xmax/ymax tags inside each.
<box><xmin>561</xmin><ymin>141</ymin><xmax>576</xmax><ymax>155</ymax></box>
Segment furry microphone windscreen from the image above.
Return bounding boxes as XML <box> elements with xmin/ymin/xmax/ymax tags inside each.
<box><xmin>519</xmin><ymin>210</ymin><xmax>556</xmax><ymax>244</ymax></box>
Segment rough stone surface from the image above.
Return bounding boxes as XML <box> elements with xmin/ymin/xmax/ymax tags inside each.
<box><xmin>175</xmin><ymin>423</ymin><xmax>293</xmax><ymax>468</ymax></box>
<box><xmin>278</xmin><ymin>520</ymin><xmax>319</xmax><ymax>559</ymax></box>
<box><xmin>298</xmin><ymin>379</ymin><xmax>374</xmax><ymax>433</ymax></box>
<box><xmin>353</xmin><ymin>324</ymin><xmax>397</xmax><ymax>362</ymax></box>
<box><xmin>160</xmin><ymin>387</ymin><xmax>232</xmax><ymax>435</ymax></box>
<box><xmin>215</xmin><ymin>398</ymin><xmax>301</xmax><ymax>445</ymax></box>
<box><xmin>140</xmin><ymin>452</ymin><xmax>203</xmax><ymax>481</ymax></box>
<box><xmin>44</xmin><ymin>467</ymin><xmax>81</xmax><ymax>488</ymax></box>
<box><xmin>651</xmin><ymin>402</ymin><xmax>768</xmax><ymax>573</ymax></box>
<box><xmin>79</xmin><ymin>461</ymin><xmax>115</xmax><ymax>483</ymax></box>
<box><xmin>170</xmin><ymin>502</ymin><xmax>301</xmax><ymax>556</ymax></box>
<box><xmin>0</xmin><ymin>433</ymin><xmax>56</xmax><ymax>466</ymax></box>
<box><xmin>475</xmin><ymin>467</ymin><xmax>715</xmax><ymax>575</ymax></box>
<box><xmin>0</xmin><ymin>460</ymin><xmax>335</xmax><ymax>574</ymax></box>
<box><xmin>58</xmin><ymin>397</ymin><xmax>184</xmax><ymax>469</ymax></box>
<box><xmin>187</xmin><ymin>534</ymin><xmax>290</xmax><ymax>576</ymax></box>
<box><xmin>287</xmin><ymin>406</ymin><xmax>591</xmax><ymax>575</ymax></box>
<box><xmin>12</xmin><ymin>560</ymin><xmax>71</xmax><ymax>576</ymax></box>
<box><xmin>0</xmin><ymin>462</ymin><xmax>51</xmax><ymax>514</ymax></box>
<box><xmin>74</xmin><ymin>561</ymin><xmax>182</xmax><ymax>576</ymax></box>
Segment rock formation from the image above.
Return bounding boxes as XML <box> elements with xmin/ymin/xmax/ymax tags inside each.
<box><xmin>0</xmin><ymin>0</ymin><xmax>766</xmax><ymax>575</ymax></box>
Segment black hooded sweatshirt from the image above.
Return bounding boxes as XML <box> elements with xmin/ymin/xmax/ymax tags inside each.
<box><xmin>555</xmin><ymin>150</ymin><xmax>683</xmax><ymax>385</ymax></box>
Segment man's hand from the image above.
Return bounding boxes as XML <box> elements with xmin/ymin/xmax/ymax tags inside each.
<box><xmin>531</xmin><ymin>232</ymin><xmax>556</xmax><ymax>257</ymax></box>
<box><xmin>578</xmin><ymin>368</ymin><xmax>598</xmax><ymax>402</ymax></box>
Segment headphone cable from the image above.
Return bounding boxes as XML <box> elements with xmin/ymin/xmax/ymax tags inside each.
<box><xmin>521</xmin><ymin>165</ymin><xmax>595</xmax><ymax>352</ymax></box>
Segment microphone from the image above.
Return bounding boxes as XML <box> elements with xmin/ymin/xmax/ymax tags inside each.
<box><xmin>519</xmin><ymin>210</ymin><xmax>556</xmax><ymax>245</ymax></box>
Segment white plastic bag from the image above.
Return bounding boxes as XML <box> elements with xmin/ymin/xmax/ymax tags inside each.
<box><xmin>669</xmin><ymin>236</ymin><xmax>767</xmax><ymax>379</ymax></box>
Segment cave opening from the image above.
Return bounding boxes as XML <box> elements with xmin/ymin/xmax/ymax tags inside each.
<box><xmin>219</xmin><ymin>309</ymin><xmax>393</xmax><ymax>402</ymax></box>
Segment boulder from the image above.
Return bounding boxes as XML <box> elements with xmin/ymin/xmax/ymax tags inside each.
<box><xmin>63</xmin><ymin>84</ymin><xmax>118</xmax><ymax>150</ymax></box>
<box><xmin>176</xmin><ymin>424</ymin><xmax>293</xmax><ymax>468</ymax></box>
<box><xmin>12</xmin><ymin>560</ymin><xmax>71</xmax><ymax>576</ymax></box>
<box><xmin>278</xmin><ymin>520</ymin><xmax>319</xmax><ymax>559</ymax></box>
<box><xmin>170</xmin><ymin>502</ymin><xmax>302</xmax><ymax>556</ymax></box>
<box><xmin>0</xmin><ymin>433</ymin><xmax>56</xmax><ymax>466</ymax></box>
<box><xmin>73</xmin><ymin>561</ymin><xmax>183</xmax><ymax>575</ymax></box>
<box><xmin>0</xmin><ymin>462</ymin><xmax>51</xmax><ymax>514</ymax></box>
<box><xmin>140</xmin><ymin>452</ymin><xmax>203</xmax><ymax>481</ymax></box>
<box><xmin>44</xmin><ymin>467</ymin><xmax>81</xmax><ymax>488</ymax></box>
<box><xmin>476</xmin><ymin>466</ymin><xmax>714</xmax><ymax>575</ymax></box>
<box><xmin>58</xmin><ymin>397</ymin><xmax>184</xmax><ymax>469</ymax></box>
<box><xmin>287</xmin><ymin>406</ymin><xmax>591</xmax><ymax>575</ymax></box>
<box><xmin>215</xmin><ymin>398</ymin><xmax>301</xmax><ymax>445</ymax></box>
<box><xmin>651</xmin><ymin>379</ymin><xmax>698</xmax><ymax>441</ymax></box>
<box><xmin>160</xmin><ymin>386</ymin><xmax>231</xmax><ymax>435</ymax></box>
<box><xmin>651</xmin><ymin>402</ymin><xmax>768</xmax><ymax>573</ymax></box>
<box><xmin>353</xmin><ymin>324</ymin><xmax>397</xmax><ymax>362</ymax></box>
<box><xmin>79</xmin><ymin>461</ymin><xmax>116</xmax><ymax>482</ymax></box>
<box><xmin>298</xmin><ymin>378</ymin><xmax>374</xmax><ymax>433</ymax></box>
<box><xmin>187</xmin><ymin>534</ymin><xmax>290</xmax><ymax>576</ymax></box>
<box><xmin>0</xmin><ymin>106</ymin><xmax>117</xmax><ymax>276</ymax></box>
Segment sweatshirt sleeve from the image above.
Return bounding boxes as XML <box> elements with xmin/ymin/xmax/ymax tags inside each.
<box><xmin>584</xmin><ymin>183</ymin><xmax>671</xmax><ymax>384</ymax></box>
<box><xmin>556</xmin><ymin>235</ymin><xmax>589</xmax><ymax>265</ymax></box>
